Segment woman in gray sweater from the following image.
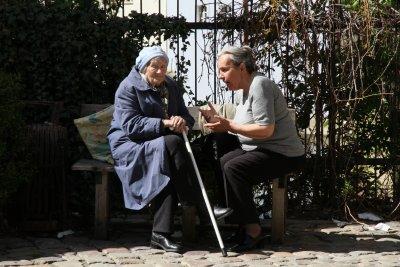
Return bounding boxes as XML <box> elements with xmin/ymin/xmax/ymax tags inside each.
<box><xmin>200</xmin><ymin>46</ymin><xmax>305</xmax><ymax>252</ymax></box>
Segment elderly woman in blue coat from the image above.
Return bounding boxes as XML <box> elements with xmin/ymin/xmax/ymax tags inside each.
<box><xmin>108</xmin><ymin>46</ymin><xmax>231</xmax><ymax>253</ymax></box>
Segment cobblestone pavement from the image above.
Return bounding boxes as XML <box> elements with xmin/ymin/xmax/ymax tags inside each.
<box><xmin>1</xmin><ymin>219</ymin><xmax>399</xmax><ymax>266</ymax></box>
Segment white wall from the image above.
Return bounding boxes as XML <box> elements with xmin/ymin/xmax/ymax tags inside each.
<box><xmin>120</xmin><ymin>0</ymin><xmax>167</xmax><ymax>18</ymax></box>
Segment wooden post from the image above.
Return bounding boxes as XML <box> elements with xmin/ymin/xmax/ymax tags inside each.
<box><xmin>94</xmin><ymin>171</ymin><xmax>109</xmax><ymax>239</ymax></box>
<box><xmin>271</xmin><ymin>176</ymin><xmax>287</xmax><ymax>244</ymax></box>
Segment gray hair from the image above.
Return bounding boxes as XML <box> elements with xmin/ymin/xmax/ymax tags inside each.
<box><xmin>218</xmin><ymin>46</ymin><xmax>258</xmax><ymax>73</ymax></box>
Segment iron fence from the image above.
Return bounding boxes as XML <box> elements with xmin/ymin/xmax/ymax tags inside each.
<box><xmin>112</xmin><ymin>0</ymin><xmax>399</xmax><ymax>207</ymax></box>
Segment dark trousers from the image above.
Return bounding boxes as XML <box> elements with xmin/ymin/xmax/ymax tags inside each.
<box><xmin>152</xmin><ymin>134</ymin><xmax>201</xmax><ymax>234</ymax></box>
<box><xmin>216</xmin><ymin>133</ymin><xmax>305</xmax><ymax>225</ymax></box>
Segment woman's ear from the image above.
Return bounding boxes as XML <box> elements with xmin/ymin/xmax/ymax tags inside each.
<box><xmin>240</xmin><ymin>62</ymin><xmax>245</xmax><ymax>72</ymax></box>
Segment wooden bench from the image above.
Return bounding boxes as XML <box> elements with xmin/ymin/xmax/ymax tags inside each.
<box><xmin>72</xmin><ymin>105</ymin><xmax>294</xmax><ymax>243</ymax></box>
<box><xmin>71</xmin><ymin>104</ymin><xmax>114</xmax><ymax>239</ymax></box>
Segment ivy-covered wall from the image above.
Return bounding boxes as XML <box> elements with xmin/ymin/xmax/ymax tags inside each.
<box><xmin>0</xmin><ymin>71</ymin><xmax>36</xmax><ymax>230</ymax></box>
<box><xmin>0</xmin><ymin>0</ymin><xmax>192</xmax><ymax>228</ymax></box>
<box><xmin>0</xmin><ymin>0</ymin><xmax>190</xmax><ymax>108</ymax></box>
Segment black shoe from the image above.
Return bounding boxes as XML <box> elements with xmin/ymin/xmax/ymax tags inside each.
<box><xmin>150</xmin><ymin>232</ymin><xmax>183</xmax><ymax>253</ymax></box>
<box><xmin>227</xmin><ymin>233</ymin><xmax>265</xmax><ymax>253</ymax></box>
<box><xmin>197</xmin><ymin>206</ymin><xmax>233</xmax><ymax>225</ymax></box>
<box><xmin>224</xmin><ymin>227</ymin><xmax>245</xmax><ymax>244</ymax></box>
<box><xmin>213</xmin><ymin>206</ymin><xmax>233</xmax><ymax>221</ymax></box>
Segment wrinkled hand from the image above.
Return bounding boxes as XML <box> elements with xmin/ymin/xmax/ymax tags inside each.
<box><xmin>204</xmin><ymin>115</ymin><xmax>231</xmax><ymax>132</ymax></box>
<box><xmin>199</xmin><ymin>102</ymin><xmax>218</xmax><ymax>123</ymax></box>
<box><xmin>163</xmin><ymin>116</ymin><xmax>187</xmax><ymax>133</ymax></box>
<box><xmin>170</xmin><ymin>116</ymin><xmax>187</xmax><ymax>133</ymax></box>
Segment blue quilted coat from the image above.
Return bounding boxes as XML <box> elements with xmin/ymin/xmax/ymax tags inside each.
<box><xmin>107</xmin><ymin>67</ymin><xmax>194</xmax><ymax>210</ymax></box>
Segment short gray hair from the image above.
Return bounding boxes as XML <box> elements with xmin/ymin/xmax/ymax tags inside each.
<box><xmin>218</xmin><ymin>46</ymin><xmax>258</xmax><ymax>73</ymax></box>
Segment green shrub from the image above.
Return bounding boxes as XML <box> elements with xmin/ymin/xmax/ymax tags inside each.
<box><xmin>0</xmin><ymin>1</ymin><xmax>193</xmax><ymax>223</ymax></box>
<box><xmin>0</xmin><ymin>71</ymin><xmax>34</xmax><ymax>207</ymax></box>
<box><xmin>0</xmin><ymin>0</ymin><xmax>191</xmax><ymax>107</ymax></box>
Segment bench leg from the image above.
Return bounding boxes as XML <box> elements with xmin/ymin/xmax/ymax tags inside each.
<box><xmin>272</xmin><ymin>176</ymin><xmax>287</xmax><ymax>244</ymax></box>
<box><xmin>182</xmin><ymin>206</ymin><xmax>197</xmax><ymax>242</ymax></box>
<box><xmin>94</xmin><ymin>171</ymin><xmax>109</xmax><ymax>239</ymax></box>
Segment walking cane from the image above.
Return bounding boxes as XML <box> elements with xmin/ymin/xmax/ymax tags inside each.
<box><xmin>182</xmin><ymin>130</ymin><xmax>228</xmax><ymax>257</ymax></box>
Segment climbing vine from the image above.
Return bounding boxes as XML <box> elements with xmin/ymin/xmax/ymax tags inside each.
<box><xmin>198</xmin><ymin>0</ymin><xmax>399</xmax><ymax>215</ymax></box>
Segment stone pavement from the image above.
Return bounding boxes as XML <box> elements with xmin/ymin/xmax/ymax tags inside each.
<box><xmin>1</xmin><ymin>219</ymin><xmax>400</xmax><ymax>267</ymax></box>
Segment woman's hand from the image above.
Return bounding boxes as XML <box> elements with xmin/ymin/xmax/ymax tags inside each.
<box><xmin>163</xmin><ymin>116</ymin><xmax>187</xmax><ymax>133</ymax></box>
<box><xmin>199</xmin><ymin>102</ymin><xmax>218</xmax><ymax>123</ymax></box>
<box><xmin>204</xmin><ymin>115</ymin><xmax>232</xmax><ymax>132</ymax></box>
<box><xmin>204</xmin><ymin>117</ymin><xmax>275</xmax><ymax>139</ymax></box>
<box><xmin>170</xmin><ymin>116</ymin><xmax>186</xmax><ymax>133</ymax></box>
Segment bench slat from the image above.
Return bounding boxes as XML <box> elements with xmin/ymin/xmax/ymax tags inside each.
<box><xmin>72</xmin><ymin>159</ymin><xmax>114</xmax><ymax>172</ymax></box>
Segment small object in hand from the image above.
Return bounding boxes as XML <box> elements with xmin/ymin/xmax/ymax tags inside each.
<box><xmin>201</xmin><ymin>102</ymin><xmax>217</xmax><ymax>123</ymax></box>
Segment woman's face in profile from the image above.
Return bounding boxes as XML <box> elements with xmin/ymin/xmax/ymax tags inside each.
<box><xmin>217</xmin><ymin>54</ymin><xmax>242</xmax><ymax>91</ymax></box>
<box><xmin>144</xmin><ymin>57</ymin><xmax>168</xmax><ymax>87</ymax></box>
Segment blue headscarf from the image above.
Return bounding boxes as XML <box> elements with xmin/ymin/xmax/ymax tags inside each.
<box><xmin>135</xmin><ymin>46</ymin><xmax>169</xmax><ymax>73</ymax></box>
